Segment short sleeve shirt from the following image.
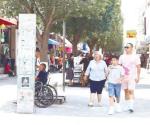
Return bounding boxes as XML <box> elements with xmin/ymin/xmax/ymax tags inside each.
<box><xmin>85</xmin><ymin>60</ymin><xmax>107</xmax><ymax>81</ymax></box>
<box><xmin>107</xmin><ymin>65</ymin><xmax>124</xmax><ymax>84</ymax></box>
<box><xmin>119</xmin><ymin>54</ymin><xmax>141</xmax><ymax>79</ymax></box>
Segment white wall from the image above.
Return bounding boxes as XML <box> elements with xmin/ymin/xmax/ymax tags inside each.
<box><xmin>121</xmin><ymin>0</ymin><xmax>146</xmax><ymax>47</ymax></box>
<box><xmin>145</xmin><ymin>6</ymin><xmax>150</xmax><ymax>36</ymax></box>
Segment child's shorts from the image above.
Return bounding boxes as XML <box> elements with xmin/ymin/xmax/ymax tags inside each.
<box><xmin>108</xmin><ymin>83</ymin><xmax>121</xmax><ymax>98</ymax></box>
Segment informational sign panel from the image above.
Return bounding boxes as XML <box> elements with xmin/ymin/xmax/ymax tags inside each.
<box><xmin>17</xmin><ymin>14</ymin><xmax>36</xmax><ymax>113</ymax></box>
<box><xmin>126</xmin><ymin>30</ymin><xmax>137</xmax><ymax>38</ymax></box>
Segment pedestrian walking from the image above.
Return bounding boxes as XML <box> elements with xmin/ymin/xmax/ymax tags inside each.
<box><xmin>80</xmin><ymin>53</ymin><xmax>93</xmax><ymax>86</ymax></box>
<box><xmin>106</xmin><ymin>56</ymin><xmax>124</xmax><ymax>115</ymax></box>
<box><xmin>119</xmin><ymin>43</ymin><xmax>141</xmax><ymax>113</ymax></box>
<box><xmin>84</xmin><ymin>51</ymin><xmax>107</xmax><ymax>107</ymax></box>
<box><xmin>66</xmin><ymin>53</ymin><xmax>74</xmax><ymax>86</ymax></box>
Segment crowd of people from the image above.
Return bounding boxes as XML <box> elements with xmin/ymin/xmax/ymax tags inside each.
<box><xmin>65</xmin><ymin>42</ymin><xmax>141</xmax><ymax>115</ymax></box>
<box><xmin>66</xmin><ymin>43</ymin><xmax>140</xmax><ymax>115</ymax></box>
<box><xmin>35</xmin><ymin>42</ymin><xmax>141</xmax><ymax>115</ymax></box>
<box><xmin>83</xmin><ymin>43</ymin><xmax>141</xmax><ymax>115</ymax></box>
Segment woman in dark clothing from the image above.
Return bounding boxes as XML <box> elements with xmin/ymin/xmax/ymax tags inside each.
<box><xmin>80</xmin><ymin>53</ymin><xmax>93</xmax><ymax>86</ymax></box>
<box><xmin>66</xmin><ymin>54</ymin><xmax>74</xmax><ymax>85</ymax></box>
<box><xmin>80</xmin><ymin>53</ymin><xmax>92</xmax><ymax>72</ymax></box>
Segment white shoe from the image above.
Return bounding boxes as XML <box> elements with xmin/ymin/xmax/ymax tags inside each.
<box><xmin>123</xmin><ymin>100</ymin><xmax>130</xmax><ymax>111</ymax></box>
<box><xmin>88</xmin><ymin>102</ymin><xmax>94</xmax><ymax>107</ymax></box>
<box><xmin>128</xmin><ymin>100</ymin><xmax>134</xmax><ymax>110</ymax></box>
<box><xmin>108</xmin><ymin>107</ymin><xmax>114</xmax><ymax>115</ymax></box>
<box><xmin>97</xmin><ymin>103</ymin><xmax>103</xmax><ymax>107</ymax></box>
<box><xmin>129</xmin><ymin>109</ymin><xmax>134</xmax><ymax>113</ymax></box>
<box><xmin>123</xmin><ymin>106</ymin><xmax>129</xmax><ymax>111</ymax></box>
<box><xmin>115</xmin><ymin>103</ymin><xmax>122</xmax><ymax>113</ymax></box>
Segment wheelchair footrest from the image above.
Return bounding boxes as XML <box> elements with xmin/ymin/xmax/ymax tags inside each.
<box><xmin>55</xmin><ymin>96</ymin><xmax>66</xmax><ymax>104</ymax></box>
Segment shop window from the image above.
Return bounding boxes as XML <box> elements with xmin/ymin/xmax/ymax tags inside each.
<box><xmin>0</xmin><ymin>29</ymin><xmax>9</xmax><ymax>44</ymax></box>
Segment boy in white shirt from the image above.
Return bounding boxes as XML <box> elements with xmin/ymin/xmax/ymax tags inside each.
<box><xmin>107</xmin><ymin>56</ymin><xmax>124</xmax><ymax>115</ymax></box>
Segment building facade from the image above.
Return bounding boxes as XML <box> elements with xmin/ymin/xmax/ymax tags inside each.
<box><xmin>143</xmin><ymin>0</ymin><xmax>150</xmax><ymax>69</ymax></box>
<box><xmin>0</xmin><ymin>18</ymin><xmax>16</xmax><ymax>74</ymax></box>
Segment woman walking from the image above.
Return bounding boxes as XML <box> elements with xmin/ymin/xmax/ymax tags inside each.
<box><xmin>84</xmin><ymin>51</ymin><xmax>107</xmax><ymax>107</ymax></box>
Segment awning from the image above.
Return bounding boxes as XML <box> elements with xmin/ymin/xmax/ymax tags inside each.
<box><xmin>59</xmin><ymin>36</ymin><xmax>72</xmax><ymax>48</ymax></box>
<box><xmin>0</xmin><ymin>17</ymin><xmax>16</xmax><ymax>26</ymax></box>
<box><xmin>77</xmin><ymin>42</ymin><xmax>90</xmax><ymax>53</ymax></box>
<box><xmin>48</xmin><ymin>39</ymin><xmax>59</xmax><ymax>45</ymax></box>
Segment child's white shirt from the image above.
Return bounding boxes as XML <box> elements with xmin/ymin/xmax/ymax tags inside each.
<box><xmin>107</xmin><ymin>65</ymin><xmax>124</xmax><ymax>84</ymax></box>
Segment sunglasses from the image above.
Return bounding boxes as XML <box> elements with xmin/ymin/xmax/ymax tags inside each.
<box><xmin>124</xmin><ymin>46</ymin><xmax>130</xmax><ymax>49</ymax></box>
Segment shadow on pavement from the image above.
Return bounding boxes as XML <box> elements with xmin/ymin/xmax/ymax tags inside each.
<box><xmin>136</xmin><ymin>84</ymin><xmax>150</xmax><ymax>89</ymax></box>
<box><xmin>0</xmin><ymin>77</ymin><xmax>16</xmax><ymax>86</ymax></box>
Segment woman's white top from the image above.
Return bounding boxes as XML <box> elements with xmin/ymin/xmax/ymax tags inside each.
<box><xmin>85</xmin><ymin>60</ymin><xmax>107</xmax><ymax>81</ymax></box>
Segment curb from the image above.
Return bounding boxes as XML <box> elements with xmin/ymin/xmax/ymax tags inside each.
<box><xmin>0</xmin><ymin>74</ymin><xmax>9</xmax><ymax>80</ymax></box>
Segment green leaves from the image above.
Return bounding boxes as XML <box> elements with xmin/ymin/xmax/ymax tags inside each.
<box><xmin>1</xmin><ymin>0</ymin><xmax>123</xmax><ymax>54</ymax></box>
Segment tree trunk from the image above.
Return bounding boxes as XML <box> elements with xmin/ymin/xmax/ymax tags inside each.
<box><xmin>40</xmin><ymin>33</ymin><xmax>49</xmax><ymax>62</ymax></box>
<box><xmin>36</xmin><ymin>29</ymin><xmax>49</xmax><ymax>62</ymax></box>
<box><xmin>89</xmin><ymin>44</ymin><xmax>94</xmax><ymax>55</ymax></box>
<box><xmin>96</xmin><ymin>44</ymin><xmax>100</xmax><ymax>51</ymax></box>
<box><xmin>90</xmin><ymin>45</ymin><xmax>94</xmax><ymax>54</ymax></box>
<box><xmin>36</xmin><ymin>21</ymin><xmax>53</xmax><ymax>62</ymax></box>
<box><xmin>72</xmin><ymin>34</ymin><xmax>80</xmax><ymax>56</ymax></box>
<box><xmin>72</xmin><ymin>42</ymin><xmax>78</xmax><ymax>56</ymax></box>
<box><xmin>88</xmin><ymin>39</ymin><xmax>96</xmax><ymax>55</ymax></box>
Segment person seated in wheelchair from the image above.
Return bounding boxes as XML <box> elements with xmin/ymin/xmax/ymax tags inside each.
<box><xmin>35</xmin><ymin>63</ymin><xmax>48</xmax><ymax>85</ymax></box>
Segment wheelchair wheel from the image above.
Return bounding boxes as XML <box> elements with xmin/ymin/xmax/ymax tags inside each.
<box><xmin>35</xmin><ymin>85</ymin><xmax>54</xmax><ymax>108</ymax></box>
<box><xmin>40</xmin><ymin>85</ymin><xmax>54</xmax><ymax>106</ymax></box>
<box><xmin>35</xmin><ymin>85</ymin><xmax>45</xmax><ymax>108</ymax></box>
<box><xmin>47</xmin><ymin>84</ymin><xmax>58</xmax><ymax>104</ymax></box>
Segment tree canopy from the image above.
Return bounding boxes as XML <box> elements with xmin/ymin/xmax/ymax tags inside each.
<box><xmin>0</xmin><ymin>0</ymin><xmax>123</xmax><ymax>59</ymax></box>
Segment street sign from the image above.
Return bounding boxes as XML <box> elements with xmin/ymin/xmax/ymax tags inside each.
<box><xmin>127</xmin><ymin>30</ymin><xmax>137</xmax><ymax>38</ymax></box>
<box><xmin>17</xmin><ymin>14</ymin><xmax>36</xmax><ymax>113</ymax></box>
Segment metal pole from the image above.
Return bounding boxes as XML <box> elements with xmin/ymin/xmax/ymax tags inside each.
<box><xmin>62</xmin><ymin>20</ymin><xmax>66</xmax><ymax>92</ymax></box>
<box><xmin>149</xmin><ymin>43</ymin><xmax>150</xmax><ymax>58</ymax></box>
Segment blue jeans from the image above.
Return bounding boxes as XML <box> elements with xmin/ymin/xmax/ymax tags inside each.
<box><xmin>108</xmin><ymin>83</ymin><xmax>121</xmax><ymax>98</ymax></box>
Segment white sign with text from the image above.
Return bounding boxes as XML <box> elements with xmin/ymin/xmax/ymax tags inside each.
<box><xmin>17</xmin><ymin>14</ymin><xmax>36</xmax><ymax>113</ymax></box>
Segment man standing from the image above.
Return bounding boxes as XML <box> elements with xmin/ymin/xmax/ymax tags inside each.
<box><xmin>119</xmin><ymin>43</ymin><xmax>141</xmax><ymax>113</ymax></box>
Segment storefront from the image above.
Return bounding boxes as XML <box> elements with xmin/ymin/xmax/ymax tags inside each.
<box><xmin>0</xmin><ymin>17</ymin><xmax>16</xmax><ymax>74</ymax></box>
